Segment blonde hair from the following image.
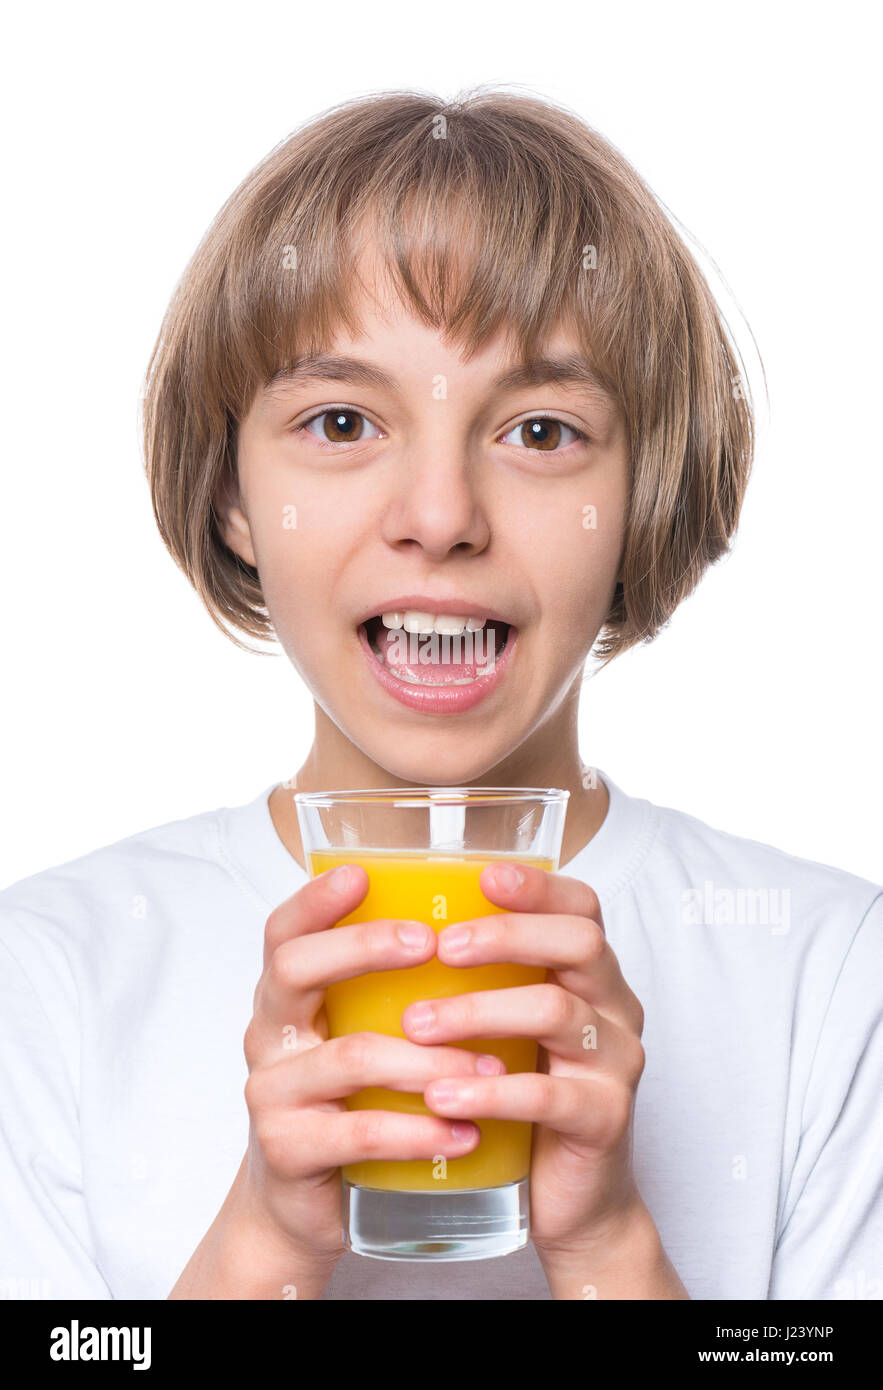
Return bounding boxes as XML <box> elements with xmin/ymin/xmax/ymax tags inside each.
<box><xmin>142</xmin><ymin>85</ymin><xmax>757</xmax><ymax>662</ymax></box>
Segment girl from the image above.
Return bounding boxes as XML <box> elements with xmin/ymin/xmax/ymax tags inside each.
<box><xmin>1</xmin><ymin>88</ymin><xmax>880</xmax><ymax>1302</ymax></box>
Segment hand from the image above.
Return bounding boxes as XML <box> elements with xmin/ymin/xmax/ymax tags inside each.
<box><xmin>408</xmin><ymin>861</ymin><xmax>647</xmax><ymax>1258</ymax></box>
<box><xmin>238</xmin><ymin>864</ymin><xmax>502</xmax><ymax>1269</ymax></box>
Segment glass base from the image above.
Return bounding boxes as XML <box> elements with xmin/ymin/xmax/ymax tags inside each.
<box><xmin>343</xmin><ymin>1178</ymin><xmax>529</xmax><ymax>1261</ymax></box>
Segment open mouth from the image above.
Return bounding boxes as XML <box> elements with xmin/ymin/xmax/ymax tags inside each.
<box><xmin>360</xmin><ymin>615</ymin><xmax>512</xmax><ymax>686</ymax></box>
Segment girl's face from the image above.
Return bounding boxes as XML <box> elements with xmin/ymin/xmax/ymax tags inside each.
<box><xmin>224</xmin><ymin>273</ymin><xmax>630</xmax><ymax>786</ymax></box>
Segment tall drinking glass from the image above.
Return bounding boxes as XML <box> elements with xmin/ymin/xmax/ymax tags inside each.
<box><xmin>293</xmin><ymin>786</ymin><xmax>569</xmax><ymax>1261</ymax></box>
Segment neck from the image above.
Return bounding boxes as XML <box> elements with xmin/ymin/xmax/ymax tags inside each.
<box><xmin>267</xmin><ymin>683</ymin><xmax>608</xmax><ymax>873</ymax></box>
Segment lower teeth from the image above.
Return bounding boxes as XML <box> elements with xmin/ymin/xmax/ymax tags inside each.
<box><xmin>390</xmin><ymin>669</ymin><xmax>482</xmax><ymax>686</ymax></box>
<box><xmin>366</xmin><ymin>625</ymin><xmax>508</xmax><ymax>685</ymax></box>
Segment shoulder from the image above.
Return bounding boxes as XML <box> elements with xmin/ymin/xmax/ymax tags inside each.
<box><xmin>0</xmin><ymin>800</ymin><xmax>237</xmax><ymax>969</ymax></box>
<box><xmin>0</xmin><ymin>793</ymin><xmax>273</xmax><ymax>1087</ymax></box>
<box><xmin>2</xmin><ymin>800</ymin><xmax>224</xmax><ymax>907</ymax></box>
<box><xmin>642</xmin><ymin>791</ymin><xmax>882</xmax><ymax>952</ymax></box>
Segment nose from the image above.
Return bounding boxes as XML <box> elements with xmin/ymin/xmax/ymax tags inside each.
<box><xmin>379</xmin><ymin>442</ymin><xmax>491</xmax><ymax>560</ymax></box>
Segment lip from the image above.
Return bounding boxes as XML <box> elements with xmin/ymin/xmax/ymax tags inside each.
<box><xmin>357</xmin><ymin>620</ymin><xmax>519</xmax><ymax>714</ymax></box>
<box><xmin>357</xmin><ymin>594</ymin><xmax>514</xmax><ymax>625</ymax></box>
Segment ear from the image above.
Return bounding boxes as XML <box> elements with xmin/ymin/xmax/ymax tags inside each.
<box><xmin>214</xmin><ymin>466</ymin><xmax>256</xmax><ymax>567</ymax></box>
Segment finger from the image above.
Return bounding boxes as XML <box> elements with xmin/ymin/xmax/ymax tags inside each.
<box><xmin>478</xmin><ymin>862</ymin><xmax>605</xmax><ymax>937</ymax></box>
<box><xmin>403</xmin><ymin>982</ymin><xmax>644</xmax><ymax>1069</ymax></box>
<box><xmin>423</xmin><ymin>1070</ymin><xmax>635</xmax><ymax>1149</ymax></box>
<box><xmin>436</xmin><ymin>912</ymin><xmax>643</xmax><ymax>1033</ymax></box>
<box><xmin>248</xmin><ymin>1033</ymin><xmax>507</xmax><ymax>1107</ymax></box>
<box><xmin>258</xmin><ymin>1107</ymin><xmax>482</xmax><ymax>1180</ymax></box>
<box><xmin>261</xmin><ymin>862</ymin><xmax>370</xmax><ymax>971</ymax></box>
<box><xmin>251</xmin><ymin>917</ymin><xmax>437</xmax><ymax>1056</ymax></box>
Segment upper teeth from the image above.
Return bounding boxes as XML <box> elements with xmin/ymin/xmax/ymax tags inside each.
<box><xmin>380</xmin><ymin>610</ymin><xmax>488</xmax><ymax>635</ymax></box>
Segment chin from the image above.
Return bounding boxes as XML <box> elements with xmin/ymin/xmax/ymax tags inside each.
<box><xmin>356</xmin><ymin>739</ymin><xmax>510</xmax><ymax>788</ymax></box>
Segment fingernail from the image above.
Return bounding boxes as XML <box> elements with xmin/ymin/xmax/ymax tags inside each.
<box><xmin>450</xmin><ymin>1122</ymin><xmax>476</xmax><ymax>1142</ymax></box>
<box><xmin>476</xmin><ymin>1053</ymin><xmax>504</xmax><ymax>1075</ymax></box>
<box><xmin>493</xmin><ymin>864</ymin><xmax>523</xmax><ymax>891</ymax></box>
<box><xmin>407</xmin><ymin>1002</ymin><xmax>436</xmax><ymax>1033</ymax></box>
<box><xmin>441</xmin><ymin>925</ymin><xmax>471</xmax><ymax>953</ymax></box>
<box><xmin>329</xmin><ymin>866</ymin><xmax>353</xmax><ymax>894</ymax></box>
<box><xmin>396</xmin><ymin>921</ymin><xmax>428</xmax><ymax>948</ymax></box>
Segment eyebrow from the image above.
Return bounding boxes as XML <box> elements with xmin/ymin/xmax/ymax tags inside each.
<box><xmin>263</xmin><ymin>353</ymin><xmax>614</xmax><ymax>402</ymax></box>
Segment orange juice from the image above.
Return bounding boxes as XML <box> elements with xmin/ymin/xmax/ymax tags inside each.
<box><xmin>309</xmin><ymin>849</ymin><xmax>553</xmax><ymax>1192</ymax></box>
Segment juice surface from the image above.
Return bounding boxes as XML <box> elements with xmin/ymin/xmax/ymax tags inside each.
<box><xmin>309</xmin><ymin>849</ymin><xmax>553</xmax><ymax>1192</ymax></box>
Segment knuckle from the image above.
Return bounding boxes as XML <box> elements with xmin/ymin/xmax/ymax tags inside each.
<box><xmin>337</xmin><ymin>1031</ymin><xmax>374</xmax><ymax>1076</ymax></box>
<box><xmin>540</xmin><ymin>983</ymin><xmax>573</xmax><ymax>1031</ymax></box>
<box><xmin>243</xmin><ymin>1070</ymin><xmax>259</xmax><ymax>1113</ymax></box>
<box><xmin>629</xmin><ymin>1037</ymin><xmax>646</xmax><ymax>1084</ymax></box>
<box><xmin>251</xmin><ymin>974</ymin><xmax>265</xmax><ymax>1018</ymax></box>
<box><xmin>254</xmin><ymin>1115</ymin><xmax>290</xmax><ymax>1172</ymax></box>
<box><xmin>243</xmin><ymin>1067</ymin><xmax>270</xmax><ymax>1115</ymax></box>
<box><xmin>602</xmin><ymin>1083</ymin><xmax>634</xmax><ymax>1142</ymax></box>
<box><xmin>268</xmin><ymin>941</ymin><xmax>301</xmax><ymax>993</ymax></box>
<box><xmin>358</xmin><ymin>920</ymin><xmax>389</xmax><ymax>962</ymax></box>
<box><xmin>353</xmin><ymin>1110</ymin><xmax>386</xmax><ymax>1156</ymax></box>
<box><xmin>577</xmin><ymin>884</ymin><xmax>603</xmax><ymax>927</ymax></box>
<box><xmin>579</xmin><ymin>918</ymin><xmax>606</xmax><ymax>966</ymax></box>
<box><xmin>448</xmin><ymin>993</ymin><xmax>475</xmax><ymax>1033</ymax></box>
<box><xmin>524</xmin><ymin>1072</ymin><xmax>554</xmax><ymax>1120</ymax></box>
<box><xmin>251</xmin><ymin>1106</ymin><xmax>278</xmax><ymax>1150</ymax></box>
<box><xmin>243</xmin><ymin>1019</ymin><xmax>261</xmax><ymax>1068</ymax></box>
<box><xmin>263</xmin><ymin>904</ymin><xmax>290</xmax><ymax>951</ymax></box>
<box><xmin>483</xmin><ymin>916</ymin><xmax>507</xmax><ymax>949</ymax></box>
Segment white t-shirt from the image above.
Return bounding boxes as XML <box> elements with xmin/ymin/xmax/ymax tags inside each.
<box><xmin>1</xmin><ymin>769</ymin><xmax>881</xmax><ymax>1302</ymax></box>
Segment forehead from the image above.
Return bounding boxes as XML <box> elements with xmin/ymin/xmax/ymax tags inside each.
<box><xmin>264</xmin><ymin>289</ymin><xmax>612</xmax><ymax>402</ymax></box>
<box><xmin>257</xmin><ymin>237</ymin><xmax>620</xmax><ymax>423</ymax></box>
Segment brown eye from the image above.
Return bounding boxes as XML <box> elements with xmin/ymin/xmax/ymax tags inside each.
<box><xmin>524</xmin><ymin>418</ymin><xmax>559</xmax><ymax>450</ymax></box>
<box><xmin>300</xmin><ymin>408</ymin><xmax>383</xmax><ymax>445</ymax></box>
<box><xmin>501</xmin><ymin>417</ymin><xmax>583</xmax><ymax>452</ymax></box>
<box><xmin>319</xmin><ymin>410</ymin><xmax>363</xmax><ymax>442</ymax></box>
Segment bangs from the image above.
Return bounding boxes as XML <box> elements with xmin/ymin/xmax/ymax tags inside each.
<box><xmin>205</xmin><ymin>91</ymin><xmax>648</xmax><ymax>420</ymax></box>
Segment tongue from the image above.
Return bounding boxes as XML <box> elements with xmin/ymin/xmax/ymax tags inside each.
<box><xmin>376</xmin><ymin>619</ymin><xmax>506</xmax><ymax>681</ymax></box>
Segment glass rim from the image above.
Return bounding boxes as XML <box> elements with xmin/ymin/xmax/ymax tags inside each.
<box><xmin>292</xmin><ymin>785</ymin><xmax>570</xmax><ymax>808</ymax></box>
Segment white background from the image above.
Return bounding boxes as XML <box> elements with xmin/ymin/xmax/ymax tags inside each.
<box><xmin>2</xmin><ymin>0</ymin><xmax>880</xmax><ymax>887</ymax></box>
